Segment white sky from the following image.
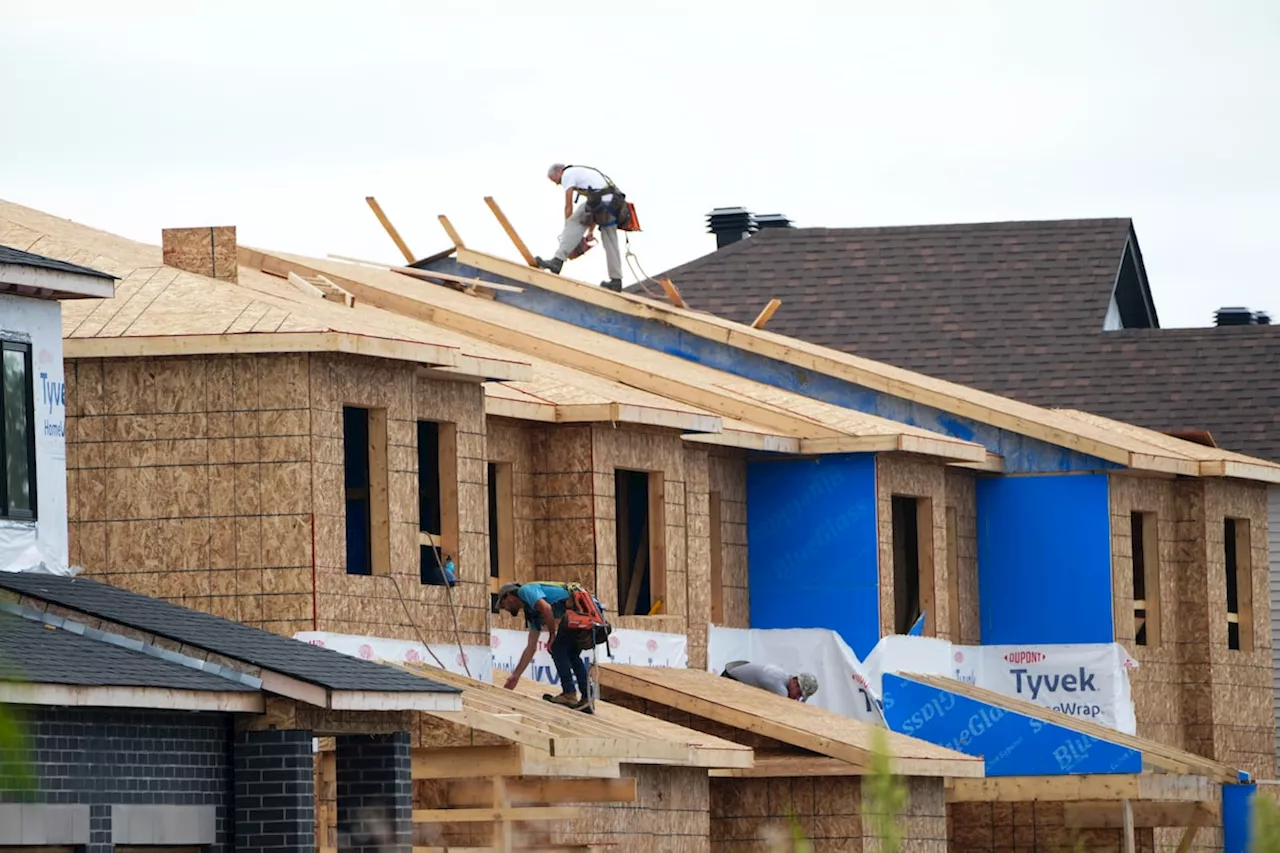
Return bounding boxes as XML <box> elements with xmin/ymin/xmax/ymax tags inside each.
<box><xmin>2</xmin><ymin>1</ymin><xmax>1277</xmax><ymax>328</ymax></box>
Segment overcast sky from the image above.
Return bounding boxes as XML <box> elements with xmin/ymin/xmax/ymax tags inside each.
<box><xmin>3</xmin><ymin>1</ymin><xmax>1277</xmax><ymax>328</ymax></box>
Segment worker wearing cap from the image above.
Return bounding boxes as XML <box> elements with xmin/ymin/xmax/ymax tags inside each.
<box><xmin>721</xmin><ymin>660</ymin><xmax>819</xmax><ymax>703</ymax></box>
<box><xmin>493</xmin><ymin>581</ymin><xmax>592</xmax><ymax>712</ymax></box>
<box><xmin>534</xmin><ymin>163</ymin><xmax>630</xmax><ymax>292</ymax></box>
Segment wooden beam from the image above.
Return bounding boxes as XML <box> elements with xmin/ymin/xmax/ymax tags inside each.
<box><xmin>751</xmin><ymin>299</ymin><xmax>782</xmax><ymax>329</ymax></box>
<box><xmin>438</xmin><ymin>214</ymin><xmax>466</xmax><ymax>249</ymax></box>
<box><xmin>1175</xmin><ymin>806</ymin><xmax>1210</xmax><ymax>853</ymax></box>
<box><xmin>947</xmin><ymin>774</ymin><xmax>1220</xmax><ymax>804</ymax></box>
<box><xmin>390</xmin><ymin>264</ymin><xmax>525</xmax><ymax>294</ymax></box>
<box><xmin>448</xmin><ymin>778</ymin><xmax>637</xmax><ymax>807</ymax></box>
<box><xmin>413</xmin><ymin>806</ymin><xmax>580</xmax><ymax>824</ymax></box>
<box><xmin>366</xmin><ymin>196</ymin><xmax>416</xmax><ymax>263</ymax></box>
<box><xmin>0</xmin><ymin>683</ymin><xmax>263</xmax><ymax>713</ymax></box>
<box><xmin>1064</xmin><ymin>801</ymin><xmax>1218</xmax><ymax>829</ymax></box>
<box><xmin>1122</xmin><ymin>799</ymin><xmax>1136</xmax><ymax>853</ymax></box>
<box><xmin>658</xmin><ymin>278</ymin><xmax>687</xmax><ymax>309</ymax></box>
<box><xmin>368</xmin><ymin>407</ymin><xmax>391</xmax><ymax>577</ymax></box>
<box><xmin>709</xmin><ymin>755</ymin><xmax>863</xmax><ymax>778</ymax></box>
<box><xmin>63</xmin><ymin>331</ymin><xmax>459</xmax><ymax>369</ymax></box>
<box><xmin>287</xmin><ymin>270</ymin><xmax>326</xmax><ymax>299</ymax></box>
<box><xmin>413</xmin><ymin>745</ymin><xmax>525</xmax><ymax>780</ymax></box>
<box><xmin>483</xmin><ymin>196</ymin><xmax>537</xmax><ymax>267</ymax></box>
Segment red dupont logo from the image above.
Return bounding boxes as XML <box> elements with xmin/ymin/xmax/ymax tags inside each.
<box><xmin>490</xmin><ymin>635</ymin><xmax>501</xmax><ymax>649</ymax></box>
<box><xmin>1005</xmin><ymin>651</ymin><xmax>1045</xmax><ymax>664</ymax></box>
<box><xmin>456</xmin><ymin>651</ymin><xmax>469</xmax><ymax>667</ymax></box>
<box><xmin>645</xmin><ymin>639</ymin><xmax>658</xmax><ymax>653</ymax></box>
<box><xmin>405</xmin><ymin>648</ymin><xmax>421</xmax><ymax>663</ymax></box>
<box><xmin>609</xmin><ymin>635</ymin><xmax>622</xmax><ymax>649</ymax></box>
<box><xmin>358</xmin><ymin>644</ymin><xmax>374</xmax><ymax>659</ymax></box>
<box><xmin>308</xmin><ymin>639</ymin><xmax>325</xmax><ymax>647</ymax></box>
<box><xmin>954</xmin><ymin>651</ymin><xmax>964</xmax><ymax>663</ymax></box>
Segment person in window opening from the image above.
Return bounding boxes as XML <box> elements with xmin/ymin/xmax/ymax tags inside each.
<box><xmin>721</xmin><ymin>660</ymin><xmax>819</xmax><ymax>702</ymax></box>
<box><xmin>494</xmin><ymin>581</ymin><xmax>593</xmax><ymax>713</ymax></box>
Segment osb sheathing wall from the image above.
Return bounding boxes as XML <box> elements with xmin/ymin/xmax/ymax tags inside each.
<box><xmin>65</xmin><ymin>354</ymin><xmax>313</xmax><ymax>631</ymax></box>
<box><xmin>1109</xmin><ymin>474</ymin><xmax>1274</xmax><ymax>781</ymax></box>
<box><xmin>715</xmin><ymin>776</ymin><xmax>947</xmax><ymax>853</ymax></box>
<box><xmin>949</xmin><ymin>802</ymin><xmax>1156</xmax><ymax>853</ymax></box>
<box><xmin>685</xmin><ymin>446</ymin><xmax>713</xmax><ymax>669</ymax></box>
<box><xmin>876</xmin><ymin>455</ymin><xmax>953</xmax><ymax>640</ymax></box>
<box><xmin>413</xmin><ymin>764</ymin><xmax>710</xmax><ymax>853</ymax></box>
<box><xmin>944</xmin><ymin>469</ymin><xmax>981</xmax><ymax>644</ymax></box>
<box><xmin>310</xmin><ymin>353</ymin><xmax>489</xmax><ymax>645</ymax></box>
<box><xmin>709</xmin><ymin>452</ymin><xmax>750</xmax><ymax>631</ymax></box>
<box><xmin>161</xmin><ymin>226</ymin><xmax>238</xmax><ymax>283</ymax></box>
<box><xmin>64</xmin><ymin>351</ymin><xmax>492</xmax><ymax>646</ymax></box>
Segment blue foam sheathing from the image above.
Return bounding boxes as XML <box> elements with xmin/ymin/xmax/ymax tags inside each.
<box><xmin>881</xmin><ymin>674</ymin><xmax>1143</xmax><ymax>776</ymax></box>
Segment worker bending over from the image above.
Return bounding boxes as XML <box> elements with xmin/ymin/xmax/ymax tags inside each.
<box><xmin>494</xmin><ymin>581</ymin><xmax>593</xmax><ymax>712</ymax></box>
<box><xmin>535</xmin><ymin>163</ymin><xmax>631</xmax><ymax>292</ymax></box>
<box><xmin>722</xmin><ymin>660</ymin><xmax>819</xmax><ymax>703</ymax></box>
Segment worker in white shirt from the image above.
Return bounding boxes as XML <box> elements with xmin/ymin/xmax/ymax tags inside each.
<box><xmin>535</xmin><ymin>163</ymin><xmax>631</xmax><ymax>292</ymax></box>
<box><xmin>721</xmin><ymin>660</ymin><xmax>819</xmax><ymax>702</ymax></box>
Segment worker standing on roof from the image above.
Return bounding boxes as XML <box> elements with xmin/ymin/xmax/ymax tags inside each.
<box><xmin>535</xmin><ymin>163</ymin><xmax>632</xmax><ymax>293</ymax></box>
<box><xmin>494</xmin><ymin>581</ymin><xmax>594</xmax><ymax>713</ymax></box>
<box><xmin>721</xmin><ymin>660</ymin><xmax>819</xmax><ymax>703</ymax></box>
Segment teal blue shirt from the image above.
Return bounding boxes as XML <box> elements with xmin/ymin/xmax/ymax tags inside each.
<box><xmin>517</xmin><ymin>583</ymin><xmax>572</xmax><ymax>630</ymax></box>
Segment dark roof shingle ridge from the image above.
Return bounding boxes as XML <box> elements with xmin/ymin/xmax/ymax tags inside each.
<box><xmin>0</xmin><ymin>244</ymin><xmax>118</xmax><ymax>280</ymax></box>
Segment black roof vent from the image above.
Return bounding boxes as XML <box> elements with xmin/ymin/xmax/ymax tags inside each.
<box><xmin>1255</xmin><ymin>310</ymin><xmax>1272</xmax><ymax>325</ymax></box>
<box><xmin>707</xmin><ymin>207</ymin><xmax>755</xmax><ymax>249</ymax></box>
<box><xmin>754</xmin><ymin>214</ymin><xmax>794</xmax><ymax>230</ymax></box>
<box><xmin>1214</xmin><ymin>306</ymin><xmax>1256</xmax><ymax>327</ymax></box>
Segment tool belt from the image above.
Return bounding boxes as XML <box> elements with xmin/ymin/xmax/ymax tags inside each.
<box><xmin>581</xmin><ymin>185</ymin><xmax>631</xmax><ymax>229</ymax></box>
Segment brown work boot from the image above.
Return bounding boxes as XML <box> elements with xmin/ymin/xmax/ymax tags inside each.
<box><xmin>571</xmin><ymin>695</ymin><xmax>595</xmax><ymax>714</ymax></box>
<box><xmin>543</xmin><ymin>691</ymin><xmax>579</xmax><ymax>707</ymax></box>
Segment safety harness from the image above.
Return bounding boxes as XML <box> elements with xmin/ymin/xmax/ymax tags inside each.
<box><xmin>562</xmin><ymin>165</ymin><xmax>636</xmax><ymax>231</ymax></box>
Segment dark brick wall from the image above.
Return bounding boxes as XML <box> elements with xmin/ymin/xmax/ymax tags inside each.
<box><xmin>336</xmin><ymin>733</ymin><xmax>412</xmax><ymax>853</ymax></box>
<box><xmin>234</xmin><ymin>729</ymin><xmax>315</xmax><ymax>853</ymax></box>
<box><xmin>0</xmin><ymin>706</ymin><xmax>233</xmax><ymax>853</ymax></box>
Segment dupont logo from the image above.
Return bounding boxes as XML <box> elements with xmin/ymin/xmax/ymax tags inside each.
<box><xmin>307</xmin><ymin>639</ymin><xmax>326</xmax><ymax>647</ymax></box>
<box><xmin>645</xmin><ymin>639</ymin><xmax>658</xmax><ymax>653</ymax></box>
<box><xmin>358</xmin><ymin>643</ymin><xmax>374</xmax><ymax>660</ymax></box>
<box><xmin>1005</xmin><ymin>650</ymin><xmax>1046</xmax><ymax>665</ymax></box>
<box><xmin>404</xmin><ymin>648</ymin><xmax>421</xmax><ymax>663</ymax></box>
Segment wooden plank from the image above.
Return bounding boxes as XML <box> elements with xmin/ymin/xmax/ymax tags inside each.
<box><xmin>1123</xmin><ymin>799</ymin><xmax>1136</xmax><ymax>853</ymax></box>
<box><xmin>709</xmin><ymin>755</ymin><xmax>862</xmax><ymax>778</ymax></box>
<box><xmin>483</xmin><ymin>197</ymin><xmax>537</xmax><ymax>267</ymax></box>
<box><xmin>390</xmin><ymin>264</ymin><xmax>525</xmax><ymax>293</ymax></box>
<box><xmin>413</xmin><ymin>806</ymin><xmax>580</xmax><ymax>823</ymax></box>
<box><xmin>658</xmin><ymin>278</ymin><xmax>687</xmax><ymax>309</ymax></box>
<box><xmin>412</xmin><ymin>745</ymin><xmax>524</xmax><ymax>779</ymax></box>
<box><xmin>916</xmin><ymin>496</ymin><xmax>936</xmax><ymax>637</ymax></box>
<box><xmin>708</xmin><ymin>491</ymin><xmax>724</xmax><ymax>625</ymax></box>
<box><xmin>287</xmin><ymin>270</ymin><xmax>325</xmax><ymax>299</ymax></box>
<box><xmin>598</xmin><ymin>664</ymin><xmax>981</xmax><ymax>777</ymax></box>
<box><xmin>648</xmin><ymin>472</ymin><xmax>667</xmax><ymax>615</ymax></box>
<box><xmin>365</xmin><ymin>196</ymin><xmax>416</xmax><ymax>263</ymax></box>
<box><xmin>438</xmin><ymin>214</ymin><xmax>466</xmax><ymax>249</ymax></box>
<box><xmin>63</xmin><ymin>331</ymin><xmax>459</xmax><ymax>368</ymax></box>
<box><xmin>900</xmin><ymin>673</ymin><xmax>1239</xmax><ymax>782</ymax></box>
<box><xmin>1064</xmin><ymin>801</ymin><xmax>1218</xmax><ymax>829</ymax></box>
<box><xmin>947</xmin><ymin>774</ymin><xmax>1220</xmax><ymax>804</ymax></box>
<box><xmin>751</xmin><ymin>298</ymin><xmax>782</xmax><ymax>329</ymax></box>
<box><xmin>368</xmin><ymin>407</ymin><xmax>391</xmax><ymax>576</ymax></box>
<box><xmin>438</xmin><ymin>422</ymin><xmax>460</xmax><ymax>568</ymax></box>
<box><xmin>448</xmin><ymin>778</ymin><xmax>638</xmax><ymax>806</ymax></box>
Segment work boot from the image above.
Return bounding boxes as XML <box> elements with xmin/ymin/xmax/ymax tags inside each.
<box><xmin>543</xmin><ymin>691</ymin><xmax>579</xmax><ymax>707</ymax></box>
<box><xmin>535</xmin><ymin>256</ymin><xmax>563</xmax><ymax>274</ymax></box>
<box><xmin>571</xmin><ymin>695</ymin><xmax>595</xmax><ymax>714</ymax></box>
<box><xmin>601</xmin><ymin>279</ymin><xmax>622</xmax><ymax>292</ymax></box>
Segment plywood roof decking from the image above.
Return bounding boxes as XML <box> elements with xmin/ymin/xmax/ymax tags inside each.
<box><xmin>457</xmin><ymin>246</ymin><xmax>1280</xmax><ymax>483</ymax></box>
<box><xmin>596</xmin><ymin>664</ymin><xmax>983</xmax><ymax>779</ymax></box>
<box><xmin>394</xmin><ymin>662</ymin><xmax>751</xmax><ymax>769</ymax></box>
<box><xmin>246</xmin><ymin>251</ymin><xmax>990</xmax><ymax>465</ymax></box>
<box><xmin>898</xmin><ymin>673</ymin><xmax>1240</xmax><ymax>783</ymax></box>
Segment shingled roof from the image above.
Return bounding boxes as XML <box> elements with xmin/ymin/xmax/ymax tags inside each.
<box><xmin>649</xmin><ymin>218</ymin><xmax>1280</xmax><ymax>462</ymax></box>
<box><xmin>0</xmin><ymin>244</ymin><xmax>117</xmax><ymax>280</ymax></box>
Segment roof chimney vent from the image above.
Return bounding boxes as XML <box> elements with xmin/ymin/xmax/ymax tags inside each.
<box><xmin>754</xmin><ymin>214</ymin><xmax>794</xmax><ymax>231</ymax></box>
<box><xmin>706</xmin><ymin>207</ymin><xmax>755</xmax><ymax>249</ymax></box>
<box><xmin>162</xmin><ymin>226</ymin><xmax>238</xmax><ymax>283</ymax></box>
<box><xmin>1214</xmin><ymin>306</ymin><xmax>1255</xmax><ymax>327</ymax></box>
<box><xmin>1254</xmin><ymin>310</ymin><xmax>1271</xmax><ymax>325</ymax></box>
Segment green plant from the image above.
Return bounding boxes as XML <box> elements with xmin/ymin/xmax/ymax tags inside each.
<box><xmin>863</xmin><ymin>726</ymin><xmax>908</xmax><ymax>853</ymax></box>
<box><xmin>1253</xmin><ymin>793</ymin><xmax>1280</xmax><ymax>853</ymax></box>
<box><xmin>0</xmin><ymin>649</ymin><xmax>34</xmax><ymax>793</ymax></box>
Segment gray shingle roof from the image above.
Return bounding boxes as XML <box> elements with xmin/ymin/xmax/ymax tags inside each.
<box><xmin>649</xmin><ymin>218</ymin><xmax>1280</xmax><ymax>462</ymax></box>
<box><xmin>0</xmin><ymin>612</ymin><xmax>255</xmax><ymax>692</ymax></box>
<box><xmin>0</xmin><ymin>245</ymin><xmax>117</xmax><ymax>280</ymax></box>
<box><xmin>0</xmin><ymin>574</ymin><xmax>455</xmax><ymax>694</ymax></box>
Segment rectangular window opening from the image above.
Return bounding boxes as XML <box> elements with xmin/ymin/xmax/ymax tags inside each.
<box><xmin>1</xmin><ymin>341</ymin><xmax>36</xmax><ymax>520</ymax></box>
<box><xmin>418</xmin><ymin>420</ymin><xmax>458</xmax><ymax>585</ymax></box>
<box><xmin>343</xmin><ymin>406</ymin><xmax>389</xmax><ymax>576</ymax></box>
<box><xmin>709</xmin><ymin>490</ymin><xmax>724</xmax><ymax>625</ymax></box>
<box><xmin>1130</xmin><ymin>511</ymin><xmax>1160</xmax><ymax>647</ymax></box>
<box><xmin>615</xmin><ymin>468</ymin><xmax>665</xmax><ymax>616</ymax></box>
<box><xmin>487</xmin><ymin>461</ymin><xmax>515</xmax><ymax>601</ymax></box>
<box><xmin>892</xmin><ymin>495</ymin><xmax>934</xmax><ymax>635</ymax></box>
<box><xmin>1225</xmin><ymin>517</ymin><xmax>1252</xmax><ymax>651</ymax></box>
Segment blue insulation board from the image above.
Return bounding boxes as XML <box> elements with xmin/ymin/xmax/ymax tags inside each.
<box><xmin>881</xmin><ymin>674</ymin><xmax>1142</xmax><ymax>776</ymax></box>
<box><xmin>976</xmin><ymin>474</ymin><xmax>1115</xmax><ymax>645</ymax></box>
<box><xmin>1223</xmin><ymin>783</ymin><xmax>1256</xmax><ymax>853</ymax></box>
<box><xmin>427</xmin><ymin>261</ymin><xmax>1125</xmax><ymax>476</ymax></box>
<box><xmin>745</xmin><ymin>453</ymin><xmax>880</xmax><ymax>658</ymax></box>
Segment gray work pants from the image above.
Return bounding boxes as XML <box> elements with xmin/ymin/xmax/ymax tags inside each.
<box><xmin>554</xmin><ymin>201</ymin><xmax>622</xmax><ymax>282</ymax></box>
